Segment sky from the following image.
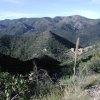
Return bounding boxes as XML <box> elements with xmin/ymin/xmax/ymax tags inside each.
<box><xmin>0</xmin><ymin>0</ymin><xmax>100</xmax><ymax>20</ymax></box>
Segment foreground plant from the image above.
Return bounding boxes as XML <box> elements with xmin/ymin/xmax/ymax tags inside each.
<box><xmin>73</xmin><ymin>37</ymin><xmax>80</xmax><ymax>77</ymax></box>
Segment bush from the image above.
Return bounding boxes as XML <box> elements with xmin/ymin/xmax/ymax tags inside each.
<box><xmin>0</xmin><ymin>68</ymin><xmax>55</xmax><ymax>100</ymax></box>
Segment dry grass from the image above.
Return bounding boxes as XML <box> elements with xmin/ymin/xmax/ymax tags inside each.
<box><xmin>63</xmin><ymin>85</ymin><xmax>89</xmax><ymax>100</ymax></box>
<box><xmin>60</xmin><ymin>74</ymin><xmax>100</xmax><ymax>100</ymax></box>
<box><xmin>79</xmin><ymin>74</ymin><xmax>100</xmax><ymax>89</ymax></box>
<box><xmin>30</xmin><ymin>74</ymin><xmax>100</xmax><ymax>100</ymax></box>
<box><xmin>31</xmin><ymin>88</ymin><xmax>62</xmax><ymax>100</ymax></box>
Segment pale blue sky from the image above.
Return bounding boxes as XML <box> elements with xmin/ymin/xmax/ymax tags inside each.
<box><xmin>0</xmin><ymin>0</ymin><xmax>100</xmax><ymax>20</ymax></box>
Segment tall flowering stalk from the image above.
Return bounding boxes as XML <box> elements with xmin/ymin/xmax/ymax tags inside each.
<box><xmin>73</xmin><ymin>37</ymin><xmax>80</xmax><ymax>77</ymax></box>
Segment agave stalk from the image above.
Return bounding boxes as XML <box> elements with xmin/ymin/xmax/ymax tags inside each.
<box><xmin>73</xmin><ymin>37</ymin><xmax>80</xmax><ymax>77</ymax></box>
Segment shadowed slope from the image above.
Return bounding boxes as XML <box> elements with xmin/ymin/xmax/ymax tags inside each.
<box><xmin>0</xmin><ymin>31</ymin><xmax>75</xmax><ymax>61</ymax></box>
<box><xmin>0</xmin><ymin>53</ymin><xmax>64</xmax><ymax>78</ymax></box>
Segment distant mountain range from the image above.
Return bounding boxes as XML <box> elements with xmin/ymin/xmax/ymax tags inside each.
<box><xmin>0</xmin><ymin>15</ymin><xmax>100</xmax><ymax>46</ymax></box>
<box><xmin>0</xmin><ymin>15</ymin><xmax>100</xmax><ymax>61</ymax></box>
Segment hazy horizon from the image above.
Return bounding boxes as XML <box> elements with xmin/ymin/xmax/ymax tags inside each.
<box><xmin>0</xmin><ymin>15</ymin><xmax>100</xmax><ymax>21</ymax></box>
<box><xmin>0</xmin><ymin>0</ymin><xmax>100</xmax><ymax>20</ymax></box>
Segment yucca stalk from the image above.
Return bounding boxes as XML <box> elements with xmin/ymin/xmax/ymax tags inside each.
<box><xmin>73</xmin><ymin>37</ymin><xmax>80</xmax><ymax>77</ymax></box>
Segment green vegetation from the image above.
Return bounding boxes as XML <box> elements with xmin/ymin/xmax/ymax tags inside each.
<box><xmin>0</xmin><ymin>70</ymin><xmax>55</xmax><ymax>100</ymax></box>
<box><xmin>1</xmin><ymin>15</ymin><xmax>100</xmax><ymax>47</ymax></box>
<box><xmin>0</xmin><ymin>47</ymin><xmax>100</xmax><ymax>100</ymax></box>
<box><xmin>0</xmin><ymin>31</ymin><xmax>75</xmax><ymax>61</ymax></box>
<box><xmin>0</xmin><ymin>15</ymin><xmax>100</xmax><ymax>99</ymax></box>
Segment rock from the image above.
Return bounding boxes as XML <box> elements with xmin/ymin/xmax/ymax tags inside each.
<box><xmin>85</xmin><ymin>84</ymin><xmax>100</xmax><ymax>100</ymax></box>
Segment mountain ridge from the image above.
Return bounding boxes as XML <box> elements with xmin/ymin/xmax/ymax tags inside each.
<box><xmin>0</xmin><ymin>15</ymin><xmax>100</xmax><ymax>47</ymax></box>
<box><xmin>0</xmin><ymin>15</ymin><xmax>100</xmax><ymax>61</ymax></box>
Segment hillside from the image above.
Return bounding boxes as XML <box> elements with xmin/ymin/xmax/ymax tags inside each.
<box><xmin>0</xmin><ymin>15</ymin><xmax>100</xmax><ymax>100</ymax></box>
<box><xmin>0</xmin><ymin>31</ymin><xmax>75</xmax><ymax>61</ymax></box>
<box><xmin>0</xmin><ymin>15</ymin><xmax>100</xmax><ymax>47</ymax></box>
